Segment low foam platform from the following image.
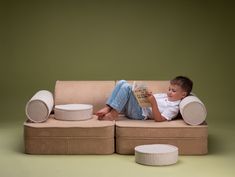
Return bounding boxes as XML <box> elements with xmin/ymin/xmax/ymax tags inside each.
<box><xmin>24</xmin><ymin>115</ymin><xmax>115</xmax><ymax>155</ymax></box>
<box><xmin>116</xmin><ymin>117</ymin><xmax>208</xmax><ymax>155</ymax></box>
<box><xmin>135</xmin><ymin>144</ymin><xmax>178</xmax><ymax>166</ymax></box>
<box><xmin>54</xmin><ymin>104</ymin><xmax>93</xmax><ymax>121</ymax></box>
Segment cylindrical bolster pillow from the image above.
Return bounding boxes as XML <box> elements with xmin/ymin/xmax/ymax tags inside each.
<box><xmin>25</xmin><ymin>90</ymin><xmax>54</xmax><ymax>123</ymax></box>
<box><xmin>180</xmin><ymin>96</ymin><xmax>207</xmax><ymax>125</ymax></box>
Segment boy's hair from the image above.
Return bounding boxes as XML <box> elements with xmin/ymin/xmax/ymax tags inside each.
<box><xmin>170</xmin><ymin>76</ymin><xmax>193</xmax><ymax>96</ymax></box>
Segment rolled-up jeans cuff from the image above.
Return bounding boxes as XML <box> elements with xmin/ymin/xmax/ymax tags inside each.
<box><xmin>107</xmin><ymin>103</ymin><xmax>122</xmax><ymax>113</ymax></box>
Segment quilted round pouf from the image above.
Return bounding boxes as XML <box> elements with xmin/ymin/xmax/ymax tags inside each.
<box><xmin>180</xmin><ymin>96</ymin><xmax>207</xmax><ymax>125</ymax></box>
<box><xmin>25</xmin><ymin>90</ymin><xmax>54</xmax><ymax>123</ymax></box>
<box><xmin>135</xmin><ymin>144</ymin><xmax>178</xmax><ymax>166</ymax></box>
<box><xmin>54</xmin><ymin>104</ymin><xmax>93</xmax><ymax>121</ymax></box>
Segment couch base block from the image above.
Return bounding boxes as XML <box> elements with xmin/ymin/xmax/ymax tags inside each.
<box><xmin>25</xmin><ymin>137</ymin><xmax>114</xmax><ymax>155</ymax></box>
<box><xmin>116</xmin><ymin>138</ymin><xmax>207</xmax><ymax>155</ymax></box>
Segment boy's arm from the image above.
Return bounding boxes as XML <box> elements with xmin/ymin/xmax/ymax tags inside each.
<box><xmin>146</xmin><ymin>92</ymin><xmax>166</xmax><ymax>122</ymax></box>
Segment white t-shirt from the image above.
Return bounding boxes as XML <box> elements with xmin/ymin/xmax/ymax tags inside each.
<box><xmin>142</xmin><ymin>93</ymin><xmax>181</xmax><ymax>120</ymax></box>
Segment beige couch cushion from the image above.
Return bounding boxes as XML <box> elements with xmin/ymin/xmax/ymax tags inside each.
<box><xmin>115</xmin><ymin>117</ymin><xmax>208</xmax><ymax>155</ymax></box>
<box><xmin>54</xmin><ymin>81</ymin><xmax>115</xmax><ymax>113</ymax></box>
<box><xmin>24</xmin><ymin>115</ymin><xmax>115</xmax><ymax>154</ymax></box>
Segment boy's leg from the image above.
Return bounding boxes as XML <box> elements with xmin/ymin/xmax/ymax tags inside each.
<box><xmin>107</xmin><ymin>81</ymin><xmax>132</xmax><ymax>113</ymax></box>
<box><xmin>106</xmin><ymin>80</ymin><xmax>128</xmax><ymax>104</ymax></box>
<box><xmin>101</xmin><ymin>109</ymin><xmax>119</xmax><ymax>121</ymax></box>
<box><xmin>106</xmin><ymin>82</ymin><xmax>144</xmax><ymax>120</ymax></box>
<box><xmin>96</xmin><ymin>105</ymin><xmax>112</xmax><ymax>119</ymax></box>
<box><xmin>96</xmin><ymin>80</ymin><xmax>127</xmax><ymax>119</ymax></box>
<box><xmin>124</xmin><ymin>93</ymin><xmax>145</xmax><ymax>120</ymax></box>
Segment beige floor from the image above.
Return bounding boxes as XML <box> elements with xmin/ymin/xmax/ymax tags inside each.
<box><xmin>0</xmin><ymin>119</ymin><xmax>235</xmax><ymax>177</ymax></box>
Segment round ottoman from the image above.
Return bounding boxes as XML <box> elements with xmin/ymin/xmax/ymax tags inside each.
<box><xmin>135</xmin><ymin>144</ymin><xmax>178</xmax><ymax>166</ymax></box>
<box><xmin>25</xmin><ymin>90</ymin><xmax>54</xmax><ymax>123</ymax></box>
<box><xmin>54</xmin><ymin>104</ymin><xmax>93</xmax><ymax>121</ymax></box>
<box><xmin>180</xmin><ymin>96</ymin><xmax>207</xmax><ymax>125</ymax></box>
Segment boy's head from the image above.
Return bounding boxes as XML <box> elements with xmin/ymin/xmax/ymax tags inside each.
<box><xmin>167</xmin><ymin>76</ymin><xmax>193</xmax><ymax>101</ymax></box>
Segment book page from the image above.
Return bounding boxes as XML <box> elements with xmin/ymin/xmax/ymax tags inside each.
<box><xmin>132</xmin><ymin>81</ymin><xmax>151</xmax><ymax>108</ymax></box>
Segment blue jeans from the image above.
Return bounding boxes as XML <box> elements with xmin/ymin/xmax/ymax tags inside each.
<box><xmin>106</xmin><ymin>80</ymin><xmax>145</xmax><ymax>120</ymax></box>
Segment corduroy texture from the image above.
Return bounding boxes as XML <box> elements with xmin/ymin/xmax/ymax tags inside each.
<box><xmin>24</xmin><ymin>115</ymin><xmax>115</xmax><ymax>154</ymax></box>
<box><xmin>116</xmin><ymin>117</ymin><xmax>208</xmax><ymax>155</ymax></box>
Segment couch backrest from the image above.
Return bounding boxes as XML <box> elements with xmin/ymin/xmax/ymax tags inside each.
<box><xmin>54</xmin><ymin>81</ymin><xmax>116</xmax><ymax>112</ymax></box>
<box><xmin>126</xmin><ymin>80</ymin><xmax>170</xmax><ymax>93</ymax></box>
<box><xmin>54</xmin><ymin>80</ymin><xmax>170</xmax><ymax>113</ymax></box>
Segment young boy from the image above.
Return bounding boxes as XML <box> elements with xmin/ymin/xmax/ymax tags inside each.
<box><xmin>96</xmin><ymin>76</ymin><xmax>193</xmax><ymax>122</ymax></box>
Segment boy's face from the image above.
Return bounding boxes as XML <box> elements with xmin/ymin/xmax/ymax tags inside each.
<box><xmin>167</xmin><ymin>84</ymin><xmax>187</xmax><ymax>101</ymax></box>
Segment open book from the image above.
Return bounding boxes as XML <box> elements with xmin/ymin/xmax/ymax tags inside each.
<box><xmin>132</xmin><ymin>81</ymin><xmax>151</xmax><ymax>108</ymax></box>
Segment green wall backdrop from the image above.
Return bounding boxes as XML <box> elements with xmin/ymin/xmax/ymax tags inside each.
<box><xmin>1</xmin><ymin>1</ymin><xmax>235</xmax><ymax>177</ymax></box>
<box><xmin>0</xmin><ymin>0</ymin><xmax>234</xmax><ymax>123</ymax></box>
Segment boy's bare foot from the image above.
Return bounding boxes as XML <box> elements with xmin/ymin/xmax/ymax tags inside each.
<box><xmin>96</xmin><ymin>105</ymin><xmax>112</xmax><ymax>120</ymax></box>
<box><xmin>102</xmin><ymin>109</ymin><xmax>119</xmax><ymax>121</ymax></box>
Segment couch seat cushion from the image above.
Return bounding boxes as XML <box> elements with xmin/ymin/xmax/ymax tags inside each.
<box><xmin>24</xmin><ymin>115</ymin><xmax>115</xmax><ymax>154</ymax></box>
<box><xmin>115</xmin><ymin>117</ymin><xmax>208</xmax><ymax>155</ymax></box>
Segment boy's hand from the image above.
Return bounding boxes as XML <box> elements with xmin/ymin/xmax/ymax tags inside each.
<box><xmin>146</xmin><ymin>90</ymin><xmax>156</xmax><ymax>105</ymax></box>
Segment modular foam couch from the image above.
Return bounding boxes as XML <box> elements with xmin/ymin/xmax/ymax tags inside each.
<box><xmin>24</xmin><ymin>80</ymin><xmax>208</xmax><ymax>155</ymax></box>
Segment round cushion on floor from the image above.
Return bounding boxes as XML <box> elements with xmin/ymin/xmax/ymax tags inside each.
<box><xmin>54</xmin><ymin>104</ymin><xmax>93</xmax><ymax>121</ymax></box>
<box><xmin>25</xmin><ymin>90</ymin><xmax>54</xmax><ymax>123</ymax></box>
<box><xmin>135</xmin><ymin>144</ymin><xmax>178</xmax><ymax>166</ymax></box>
<box><xmin>180</xmin><ymin>96</ymin><xmax>207</xmax><ymax>125</ymax></box>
